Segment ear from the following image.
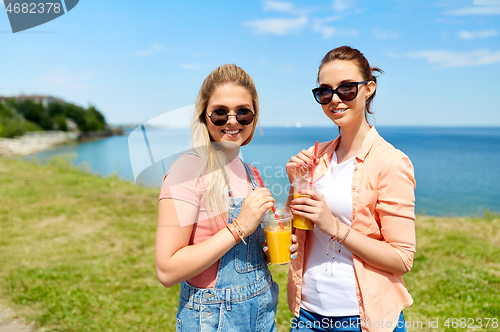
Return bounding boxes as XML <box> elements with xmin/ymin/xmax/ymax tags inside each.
<box><xmin>365</xmin><ymin>81</ymin><xmax>377</xmax><ymax>99</ymax></box>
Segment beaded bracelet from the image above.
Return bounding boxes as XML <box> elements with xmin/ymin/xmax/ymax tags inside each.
<box><xmin>338</xmin><ymin>226</ymin><xmax>351</xmax><ymax>252</ymax></box>
<box><xmin>327</xmin><ymin>218</ymin><xmax>340</xmax><ymax>259</ymax></box>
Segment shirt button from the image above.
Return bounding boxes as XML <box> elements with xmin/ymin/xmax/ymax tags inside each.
<box><xmin>352</xmin><ymin>186</ymin><xmax>356</xmax><ymax>190</ymax></box>
<box><xmin>354</xmin><ymin>167</ymin><xmax>358</xmax><ymax>171</ymax></box>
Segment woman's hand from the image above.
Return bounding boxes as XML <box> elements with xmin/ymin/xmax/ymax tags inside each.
<box><xmin>286</xmin><ymin>149</ymin><xmax>318</xmax><ymax>184</ymax></box>
<box><xmin>290</xmin><ymin>188</ymin><xmax>336</xmax><ymax>237</ymax></box>
<box><xmin>237</xmin><ymin>188</ymin><xmax>275</xmax><ymax>236</ymax></box>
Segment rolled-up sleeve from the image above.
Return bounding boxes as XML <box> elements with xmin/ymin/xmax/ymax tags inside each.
<box><xmin>376</xmin><ymin>154</ymin><xmax>416</xmax><ymax>272</ymax></box>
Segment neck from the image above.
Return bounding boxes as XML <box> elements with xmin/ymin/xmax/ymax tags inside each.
<box><xmin>214</xmin><ymin>142</ymin><xmax>241</xmax><ymax>161</ymax></box>
<box><xmin>336</xmin><ymin>121</ymin><xmax>370</xmax><ymax>162</ymax></box>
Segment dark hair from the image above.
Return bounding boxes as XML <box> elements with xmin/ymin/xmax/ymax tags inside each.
<box><xmin>318</xmin><ymin>46</ymin><xmax>383</xmax><ymax>116</ymax></box>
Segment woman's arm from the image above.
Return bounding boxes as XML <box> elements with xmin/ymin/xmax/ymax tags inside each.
<box><xmin>290</xmin><ymin>156</ymin><xmax>416</xmax><ymax>276</ymax></box>
<box><xmin>291</xmin><ymin>193</ymin><xmax>410</xmax><ymax>275</ymax></box>
<box><xmin>155</xmin><ymin>188</ymin><xmax>276</xmax><ymax>288</ymax></box>
<box><xmin>155</xmin><ymin>199</ymin><xmax>238</xmax><ymax>288</ymax></box>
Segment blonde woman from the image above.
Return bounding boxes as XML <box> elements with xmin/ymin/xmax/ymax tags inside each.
<box><xmin>156</xmin><ymin>64</ymin><xmax>293</xmax><ymax>331</ymax></box>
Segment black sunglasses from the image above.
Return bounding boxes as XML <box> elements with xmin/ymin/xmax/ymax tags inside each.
<box><xmin>207</xmin><ymin>108</ymin><xmax>255</xmax><ymax>126</ymax></box>
<box><xmin>312</xmin><ymin>81</ymin><xmax>370</xmax><ymax>104</ymax></box>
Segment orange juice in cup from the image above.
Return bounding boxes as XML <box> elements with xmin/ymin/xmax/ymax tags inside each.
<box><xmin>262</xmin><ymin>204</ymin><xmax>293</xmax><ymax>265</ymax></box>
<box><xmin>292</xmin><ymin>177</ymin><xmax>323</xmax><ymax>230</ymax></box>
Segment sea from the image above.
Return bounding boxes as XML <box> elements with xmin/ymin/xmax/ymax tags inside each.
<box><xmin>26</xmin><ymin>126</ymin><xmax>500</xmax><ymax>217</ymax></box>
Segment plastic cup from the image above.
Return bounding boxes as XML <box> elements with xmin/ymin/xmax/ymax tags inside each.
<box><xmin>292</xmin><ymin>177</ymin><xmax>323</xmax><ymax>230</ymax></box>
<box><xmin>262</xmin><ymin>204</ymin><xmax>293</xmax><ymax>265</ymax></box>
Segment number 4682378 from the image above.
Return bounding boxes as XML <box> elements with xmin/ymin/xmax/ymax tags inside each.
<box><xmin>444</xmin><ymin>318</ymin><xmax>498</xmax><ymax>329</ymax></box>
<box><xmin>5</xmin><ymin>3</ymin><xmax>61</xmax><ymax>14</ymax></box>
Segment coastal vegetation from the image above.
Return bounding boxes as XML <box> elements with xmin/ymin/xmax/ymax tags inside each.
<box><xmin>0</xmin><ymin>96</ymin><xmax>106</xmax><ymax>138</ymax></box>
<box><xmin>0</xmin><ymin>157</ymin><xmax>498</xmax><ymax>331</ymax></box>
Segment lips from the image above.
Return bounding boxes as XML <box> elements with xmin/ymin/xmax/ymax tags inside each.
<box><xmin>223</xmin><ymin>129</ymin><xmax>242</xmax><ymax>135</ymax></box>
<box><xmin>332</xmin><ymin>108</ymin><xmax>348</xmax><ymax>114</ymax></box>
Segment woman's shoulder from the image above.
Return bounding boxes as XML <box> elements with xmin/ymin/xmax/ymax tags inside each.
<box><xmin>368</xmin><ymin>130</ymin><xmax>413</xmax><ymax>172</ymax></box>
<box><xmin>369</xmin><ymin>130</ymin><xmax>409</xmax><ymax>160</ymax></box>
<box><xmin>307</xmin><ymin>138</ymin><xmax>339</xmax><ymax>154</ymax></box>
<box><xmin>165</xmin><ymin>152</ymin><xmax>204</xmax><ymax>181</ymax></box>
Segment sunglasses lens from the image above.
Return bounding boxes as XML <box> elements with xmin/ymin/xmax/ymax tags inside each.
<box><xmin>209</xmin><ymin>109</ymin><xmax>254</xmax><ymax>126</ymax></box>
<box><xmin>337</xmin><ymin>83</ymin><xmax>357</xmax><ymax>101</ymax></box>
<box><xmin>314</xmin><ymin>88</ymin><xmax>333</xmax><ymax>104</ymax></box>
<box><xmin>236</xmin><ymin>108</ymin><xmax>254</xmax><ymax>125</ymax></box>
<box><xmin>210</xmin><ymin>109</ymin><xmax>228</xmax><ymax>126</ymax></box>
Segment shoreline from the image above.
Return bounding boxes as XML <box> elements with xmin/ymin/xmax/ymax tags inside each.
<box><xmin>0</xmin><ymin>131</ymin><xmax>76</xmax><ymax>156</ymax></box>
<box><xmin>0</xmin><ymin>129</ymin><xmax>123</xmax><ymax>157</ymax></box>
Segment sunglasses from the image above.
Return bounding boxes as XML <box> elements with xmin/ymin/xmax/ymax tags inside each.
<box><xmin>312</xmin><ymin>81</ymin><xmax>370</xmax><ymax>104</ymax></box>
<box><xmin>207</xmin><ymin>108</ymin><xmax>255</xmax><ymax>126</ymax></box>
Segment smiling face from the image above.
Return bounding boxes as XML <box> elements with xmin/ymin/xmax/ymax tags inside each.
<box><xmin>318</xmin><ymin>60</ymin><xmax>376</xmax><ymax>131</ymax></box>
<box><xmin>205</xmin><ymin>84</ymin><xmax>255</xmax><ymax>148</ymax></box>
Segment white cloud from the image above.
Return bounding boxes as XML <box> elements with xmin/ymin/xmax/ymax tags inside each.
<box><xmin>180</xmin><ymin>63</ymin><xmax>202</xmax><ymax>70</ymax></box>
<box><xmin>313</xmin><ymin>25</ymin><xmax>357</xmax><ymax>39</ymax></box>
<box><xmin>447</xmin><ymin>0</ymin><xmax>500</xmax><ymax>15</ymax></box>
<box><xmin>134</xmin><ymin>43</ymin><xmax>165</xmax><ymax>57</ymax></box>
<box><xmin>313</xmin><ymin>15</ymin><xmax>343</xmax><ymax>25</ymax></box>
<box><xmin>332</xmin><ymin>0</ymin><xmax>356</xmax><ymax>12</ymax></box>
<box><xmin>405</xmin><ymin>49</ymin><xmax>500</xmax><ymax>67</ymax></box>
<box><xmin>262</xmin><ymin>1</ymin><xmax>311</xmax><ymax>15</ymax></box>
<box><xmin>243</xmin><ymin>1</ymin><xmax>359</xmax><ymax>38</ymax></box>
<box><xmin>242</xmin><ymin>16</ymin><xmax>308</xmax><ymax>35</ymax></box>
<box><xmin>373</xmin><ymin>28</ymin><xmax>400</xmax><ymax>40</ymax></box>
<box><xmin>263</xmin><ymin>1</ymin><xmax>294</xmax><ymax>13</ymax></box>
<box><xmin>474</xmin><ymin>0</ymin><xmax>500</xmax><ymax>5</ymax></box>
<box><xmin>311</xmin><ymin>16</ymin><xmax>354</xmax><ymax>38</ymax></box>
<box><xmin>457</xmin><ymin>28</ymin><xmax>498</xmax><ymax>40</ymax></box>
<box><xmin>36</xmin><ymin>66</ymin><xmax>95</xmax><ymax>90</ymax></box>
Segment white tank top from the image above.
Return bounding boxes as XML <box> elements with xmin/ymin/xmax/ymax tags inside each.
<box><xmin>300</xmin><ymin>152</ymin><xmax>359</xmax><ymax>316</ymax></box>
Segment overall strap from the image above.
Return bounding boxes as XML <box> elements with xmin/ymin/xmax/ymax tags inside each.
<box><xmin>240</xmin><ymin>160</ymin><xmax>258</xmax><ymax>190</ymax></box>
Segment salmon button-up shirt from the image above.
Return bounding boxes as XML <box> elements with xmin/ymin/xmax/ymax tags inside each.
<box><xmin>287</xmin><ymin>127</ymin><xmax>416</xmax><ymax>332</ymax></box>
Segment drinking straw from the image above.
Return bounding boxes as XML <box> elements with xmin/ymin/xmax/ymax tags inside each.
<box><xmin>309</xmin><ymin>141</ymin><xmax>319</xmax><ymax>188</ymax></box>
<box><xmin>253</xmin><ymin>167</ymin><xmax>284</xmax><ymax>230</ymax></box>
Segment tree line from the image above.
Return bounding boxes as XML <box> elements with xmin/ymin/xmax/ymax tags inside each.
<box><xmin>0</xmin><ymin>97</ymin><xmax>107</xmax><ymax>138</ymax></box>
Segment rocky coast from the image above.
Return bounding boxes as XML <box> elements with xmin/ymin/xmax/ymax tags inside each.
<box><xmin>0</xmin><ymin>131</ymin><xmax>76</xmax><ymax>156</ymax></box>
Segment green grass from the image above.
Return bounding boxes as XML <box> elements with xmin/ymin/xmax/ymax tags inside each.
<box><xmin>0</xmin><ymin>157</ymin><xmax>498</xmax><ymax>331</ymax></box>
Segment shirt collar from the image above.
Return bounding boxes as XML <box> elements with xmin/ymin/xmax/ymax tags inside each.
<box><xmin>313</xmin><ymin>126</ymin><xmax>378</xmax><ymax>181</ymax></box>
<box><xmin>355</xmin><ymin>126</ymin><xmax>378</xmax><ymax>162</ymax></box>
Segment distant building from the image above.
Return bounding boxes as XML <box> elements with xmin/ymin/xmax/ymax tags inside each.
<box><xmin>0</xmin><ymin>95</ymin><xmax>66</xmax><ymax>108</ymax></box>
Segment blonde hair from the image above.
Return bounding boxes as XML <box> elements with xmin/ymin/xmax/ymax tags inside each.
<box><xmin>190</xmin><ymin>64</ymin><xmax>260</xmax><ymax>224</ymax></box>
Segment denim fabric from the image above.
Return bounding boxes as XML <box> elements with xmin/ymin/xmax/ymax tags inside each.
<box><xmin>290</xmin><ymin>308</ymin><xmax>407</xmax><ymax>332</ymax></box>
<box><xmin>175</xmin><ymin>162</ymin><xmax>279</xmax><ymax>332</ymax></box>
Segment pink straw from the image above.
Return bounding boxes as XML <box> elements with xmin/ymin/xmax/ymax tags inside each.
<box><xmin>309</xmin><ymin>141</ymin><xmax>319</xmax><ymax>188</ymax></box>
<box><xmin>253</xmin><ymin>167</ymin><xmax>284</xmax><ymax>230</ymax></box>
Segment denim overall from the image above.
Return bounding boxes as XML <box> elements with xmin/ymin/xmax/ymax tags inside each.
<box><xmin>176</xmin><ymin>161</ymin><xmax>279</xmax><ymax>332</ymax></box>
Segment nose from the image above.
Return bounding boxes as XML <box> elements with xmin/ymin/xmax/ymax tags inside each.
<box><xmin>226</xmin><ymin>113</ymin><xmax>238</xmax><ymax>125</ymax></box>
<box><xmin>330</xmin><ymin>92</ymin><xmax>342</xmax><ymax>104</ymax></box>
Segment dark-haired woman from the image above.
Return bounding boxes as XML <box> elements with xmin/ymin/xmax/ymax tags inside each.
<box><xmin>286</xmin><ymin>46</ymin><xmax>416</xmax><ymax>332</ymax></box>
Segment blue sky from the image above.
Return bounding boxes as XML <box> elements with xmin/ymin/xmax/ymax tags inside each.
<box><xmin>1</xmin><ymin>0</ymin><xmax>500</xmax><ymax>127</ymax></box>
